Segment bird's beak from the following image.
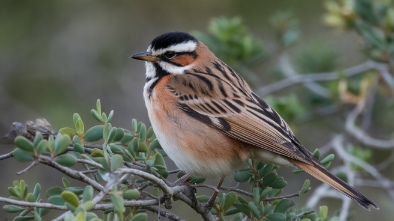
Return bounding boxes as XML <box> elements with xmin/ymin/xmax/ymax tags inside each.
<box><xmin>130</xmin><ymin>51</ymin><xmax>160</xmax><ymax>62</ymax></box>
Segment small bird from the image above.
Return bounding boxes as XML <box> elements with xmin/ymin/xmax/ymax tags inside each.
<box><xmin>131</xmin><ymin>31</ymin><xmax>378</xmax><ymax>210</ymax></box>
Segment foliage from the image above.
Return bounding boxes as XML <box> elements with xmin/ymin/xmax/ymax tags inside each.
<box><xmin>3</xmin><ymin>100</ymin><xmax>334</xmax><ymax>221</ymax></box>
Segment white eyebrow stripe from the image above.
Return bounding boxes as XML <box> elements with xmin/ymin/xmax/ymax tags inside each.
<box><xmin>151</xmin><ymin>41</ymin><xmax>197</xmax><ymax>55</ymax></box>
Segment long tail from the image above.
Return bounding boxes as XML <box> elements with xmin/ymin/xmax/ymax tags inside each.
<box><xmin>290</xmin><ymin>160</ymin><xmax>379</xmax><ymax>210</ymax></box>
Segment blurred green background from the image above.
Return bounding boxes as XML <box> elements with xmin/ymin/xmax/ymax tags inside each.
<box><xmin>0</xmin><ymin>0</ymin><xmax>391</xmax><ymax>220</ymax></box>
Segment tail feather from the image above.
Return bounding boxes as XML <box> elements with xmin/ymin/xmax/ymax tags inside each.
<box><xmin>290</xmin><ymin>160</ymin><xmax>379</xmax><ymax>210</ymax></box>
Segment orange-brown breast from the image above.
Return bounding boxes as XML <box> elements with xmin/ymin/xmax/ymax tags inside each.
<box><xmin>145</xmin><ymin>74</ymin><xmax>251</xmax><ymax>176</ymax></box>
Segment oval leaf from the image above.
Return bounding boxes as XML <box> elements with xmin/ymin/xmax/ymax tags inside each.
<box><xmin>13</xmin><ymin>148</ymin><xmax>34</xmax><ymax>162</ymax></box>
<box><xmin>84</xmin><ymin>125</ymin><xmax>104</xmax><ymax>142</ymax></box>
<box><xmin>56</xmin><ymin>154</ymin><xmax>77</xmax><ymax>167</ymax></box>
<box><xmin>61</xmin><ymin>191</ymin><xmax>80</xmax><ymax>208</ymax></box>
<box><xmin>54</xmin><ymin>133</ymin><xmax>71</xmax><ymax>155</ymax></box>
<box><xmin>14</xmin><ymin>136</ymin><xmax>34</xmax><ymax>153</ymax></box>
<box><xmin>123</xmin><ymin>189</ymin><xmax>140</xmax><ymax>200</ymax></box>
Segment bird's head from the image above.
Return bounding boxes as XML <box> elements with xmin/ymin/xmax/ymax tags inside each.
<box><xmin>131</xmin><ymin>32</ymin><xmax>212</xmax><ymax>78</ymax></box>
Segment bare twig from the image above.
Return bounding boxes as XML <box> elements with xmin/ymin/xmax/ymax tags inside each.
<box><xmin>264</xmin><ymin>193</ymin><xmax>300</xmax><ymax>202</ymax></box>
<box><xmin>345</xmin><ymin>99</ymin><xmax>394</xmax><ymax>149</ymax></box>
<box><xmin>0</xmin><ymin>152</ymin><xmax>13</xmax><ymax>160</ymax></box>
<box><xmin>38</xmin><ymin>155</ymin><xmax>103</xmax><ymax>191</ymax></box>
<box><xmin>17</xmin><ymin>161</ymin><xmax>38</xmax><ymax>175</ymax></box>
<box><xmin>258</xmin><ymin>60</ymin><xmax>392</xmax><ymax>96</ymax></box>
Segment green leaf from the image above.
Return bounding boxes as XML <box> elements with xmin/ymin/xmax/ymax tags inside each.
<box><xmin>103</xmin><ymin>123</ymin><xmax>112</xmax><ymax>142</ymax></box>
<box><xmin>84</xmin><ymin>125</ymin><xmax>104</xmax><ymax>142</ymax></box>
<box><xmin>234</xmin><ymin>171</ymin><xmax>252</xmax><ymax>182</ymax></box>
<box><xmin>61</xmin><ymin>191</ymin><xmax>80</xmax><ymax>208</ymax></box>
<box><xmin>54</xmin><ymin>133</ymin><xmax>71</xmax><ymax>155</ymax></box>
<box><xmin>82</xmin><ymin>201</ymin><xmax>94</xmax><ymax>211</ymax></box>
<box><xmin>26</xmin><ymin>193</ymin><xmax>35</xmax><ymax>202</ymax></box>
<box><xmin>91</xmin><ymin>148</ymin><xmax>104</xmax><ymax>157</ymax></box>
<box><xmin>12</xmin><ymin>148</ymin><xmax>34</xmax><ymax>162</ymax></box>
<box><xmin>107</xmin><ymin>127</ymin><xmax>117</xmax><ymax>144</ymax></box>
<box><xmin>107</xmin><ymin>110</ymin><xmax>114</xmax><ymax>122</ymax></box>
<box><xmin>138</xmin><ymin>142</ymin><xmax>148</xmax><ymax>152</ymax></box>
<box><xmin>14</xmin><ymin>136</ymin><xmax>34</xmax><ymax>153</ymax></box>
<box><xmin>128</xmin><ymin>137</ymin><xmax>139</xmax><ymax>154</ymax></box>
<box><xmin>48</xmin><ymin>195</ymin><xmax>65</xmax><ymax>205</ymax></box>
<box><xmin>154</xmin><ymin>152</ymin><xmax>168</xmax><ymax>178</ymax></box>
<box><xmin>320</xmin><ymin>154</ymin><xmax>335</xmax><ymax>165</ymax></box>
<box><xmin>19</xmin><ymin>180</ymin><xmax>26</xmax><ymax>198</ymax></box>
<box><xmin>3</xmin><ymin>205</ymin><xmax>25</xmax><ymax>213</ymax></box>
<box><xmin>300</xmin><ymin>179</ymin><xmax>311</xmax><ymax>194</ymax></box>
<box><xmin>75</xmin><ymin>211</ymin><xmax>86</xmax><ymax>221</ymax></box>
<box><xmin>46</xmin><ymin>186</ymin><xmax>64</xmax><ymax>197</ymax></box>
<box><xmin>96</xmin><ymin>99</ymin><xmax>102</xmax><ymax>115</ymax></box>
<box><xmin>189</xmin><ymin>177</ymin><xmax>206</xmax><ymax>184</ymax></box>
<box><xmin>64</xmin><ymin>213</ymin><xmax>77</xmax><ymax>221</ymax></box>
<box><xmin>139</xmin><ymin>124</ymin><xmax>146</xmax><ymax>142</ymax></box>
<box><xmin>73</xmin><ymin>143</ymin><xmax>84</xmax><ymax>154</ymax></box>
<box><xmin>14</xmin><ymin>216</ymin><xmax>35</xmax><ymax>221</ymax></box>
<box><xmin>253</xmin><ymin>188</ymin><xmax>260</xmax><ymax>205</ymax></box>
<box><xmin>273</xmin><ymin>199</ymin><xmax>294</xmax><ymax>213</ymax></box>
<box><xmin>110</xmin><ymin>193</ymin><xmax>125</xmax><ymax>219</ymax></box>
<box><xmin>248</xmin><ymin>202</ymin><xmax>261</xmax><ymax>218</ymax></box>
<box><xmin>82</xmin><ymin>186</ymin><xmax>93</xmax><ymax>203</ymax></box>
<box><xmin>110</xmin><ymin>155</ymin><xmax>124</xmax><ymax>171</ymax></box>
<box><xmin>55</xmin><ymin>154</ymin><xmax>77</xmax><ymax>167</ymax></box>
<box><xmin>59</xmin><ymin>127</ymin><xmax>78</xmax><ymax>139</ymax></box>
<box><xmin>261</xmin><ymin>172</ymin><xmax>278</xmax><ymax>187</ymax></box>
<box><xmin>91</xmin><ymin>109</ymin><xmax>103</xmax><ymax>123</ymax></box>
<box><xmin>123</xmin><ymin>189</ymin><xmax>140</xmax><ymax>200</ymax></box>
<box><xmin>8</xmin><ymin>187</ymin><xmax>19</xmax><ymax>197</ymax></box>
<box><xmin>260</xmin><ymin>187</ymin><xmax>272</xmax><ymax>199</ymax></box>
<box><xmin>312</xmin><ymin>149</ymin><xmax>321</xmax><ymax>160</ymax></box>
<box><xmin>130</xmin><ymin>213</ymin><xmax>148</xmax><ymax>221</ymax></box>
<box><xmin>75</xmin><ymin>118</ymin><xmax>84</xmax><ymax>135</ymax></box>
<box><xmin>319</xmin><ymin>205</ymin><xmax>328</xmax><ymax>218</ymax></box>
<box><xmin>33</xmin><ymin>132</ymin><xmax>43</xmax><ymax>147</ymax></box>
<box><xmin>131</xmin><ymin>119</ymin><xmax>138</xmax><ymax>132</ymax></box>
<box><xmin>224</xmin><ymin>208</ymin><xmax>241</xmax><ymax>216</ymax></box>
<box><xmin>73</xmin><ymin>113</ymin><xmax>81</xmax><ymax>125</ymax></box>
<box><xmin>222</xmin><ymin>192</ymin><xmax>237</xmax><ymax>212</ymax></box>
<box><xmin>146</xmin><ymin>127</ymin><xmax>155</xmax><ymax>141</ymax></box>
<box><xmin>62</xmin><ymin>177</ymin><xmax>71</xmax><ymax>188</ymax></box>
<box><xmin>33</xmin><ymin>183</ymin><xmax>41</xmax><ymax>202</ymax></box>
<box><xmin>259</xmin><ymin>164</ymin><xmax>274</xmax><ymax>177</ymax></box>
<box><xmin>265</xmin><ymin>213</ymin><xmax>286</xmax><ymax>221</ymax></box>
<box><xmin>47</xmin><ymin>135</ymin><xmax>55</xmax><ymax>152</ymax></box>
<box><xmin>149</xmin><ymin>139</ymin><xmax>161</xmax><ymax>151</ymax></box>
<box><xmin>270</xmin><ymin>177</ymin><xmax>287</xmax><ymax>189</ymax></box>
<box><xmin>65</xmin><ymin>187</ymin><xmax>84</xmax><ymax>195</ymax></box>
<box><xmin>120</xmin><ymin>133</ymin><xmax>134</xmax><ymax>145</ymax></box>
<box><xmin>35</xmin><ymin>140</ymin><xmax>48</xmax><ymax>154</ymax></box>
<box><xmin>114</xmin><ymin>128</ymin><xmax>125</xmax><ymax>141</ymax></box>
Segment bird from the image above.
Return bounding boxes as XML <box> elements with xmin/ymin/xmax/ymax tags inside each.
<box><xmin>131</xmin><ymin>31</ymin><xmax>378</xmax><ymax>210</ymax></box>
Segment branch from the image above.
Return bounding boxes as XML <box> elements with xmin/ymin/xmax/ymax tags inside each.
<box><xmin>0</xmin><ymin>197</ymin><xmax>67</xmax><ymax>210</ymax></box>
<box><xmin>0</xmin><ymin>152</ymin><xmax>13</xmax><ymax>160</ymax></box>
<box><xmin>38</xmin><ymin>155</ymin><xmax>103</xmax><ymax>191</ymax></box>
<box><xmin>258</xmin><ymin>60</ymin><xmax>391</xmax><ymax>96</ymax></box>
<box><xmin>345</xmin><ymin>99</ymin><xmax>394</xmax><ymax>149</ymax></box>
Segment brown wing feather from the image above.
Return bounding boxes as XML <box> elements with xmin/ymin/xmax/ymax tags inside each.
<box><xmin>168</xmin><ymin>68</ymin><xmax>310</xmax><ymax>163</ymax></box>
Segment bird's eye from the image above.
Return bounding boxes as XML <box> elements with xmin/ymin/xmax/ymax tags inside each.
<box><xmin>163</xmin><ymin>51</ymin><xmax>177</xmax><ymax>59</ymax></box>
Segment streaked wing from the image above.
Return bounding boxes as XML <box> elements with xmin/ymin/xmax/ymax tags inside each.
<box><xmin>167</xmin><ymin>65</ymin><xmax>314</xmax><ymax>164</ymax></box>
